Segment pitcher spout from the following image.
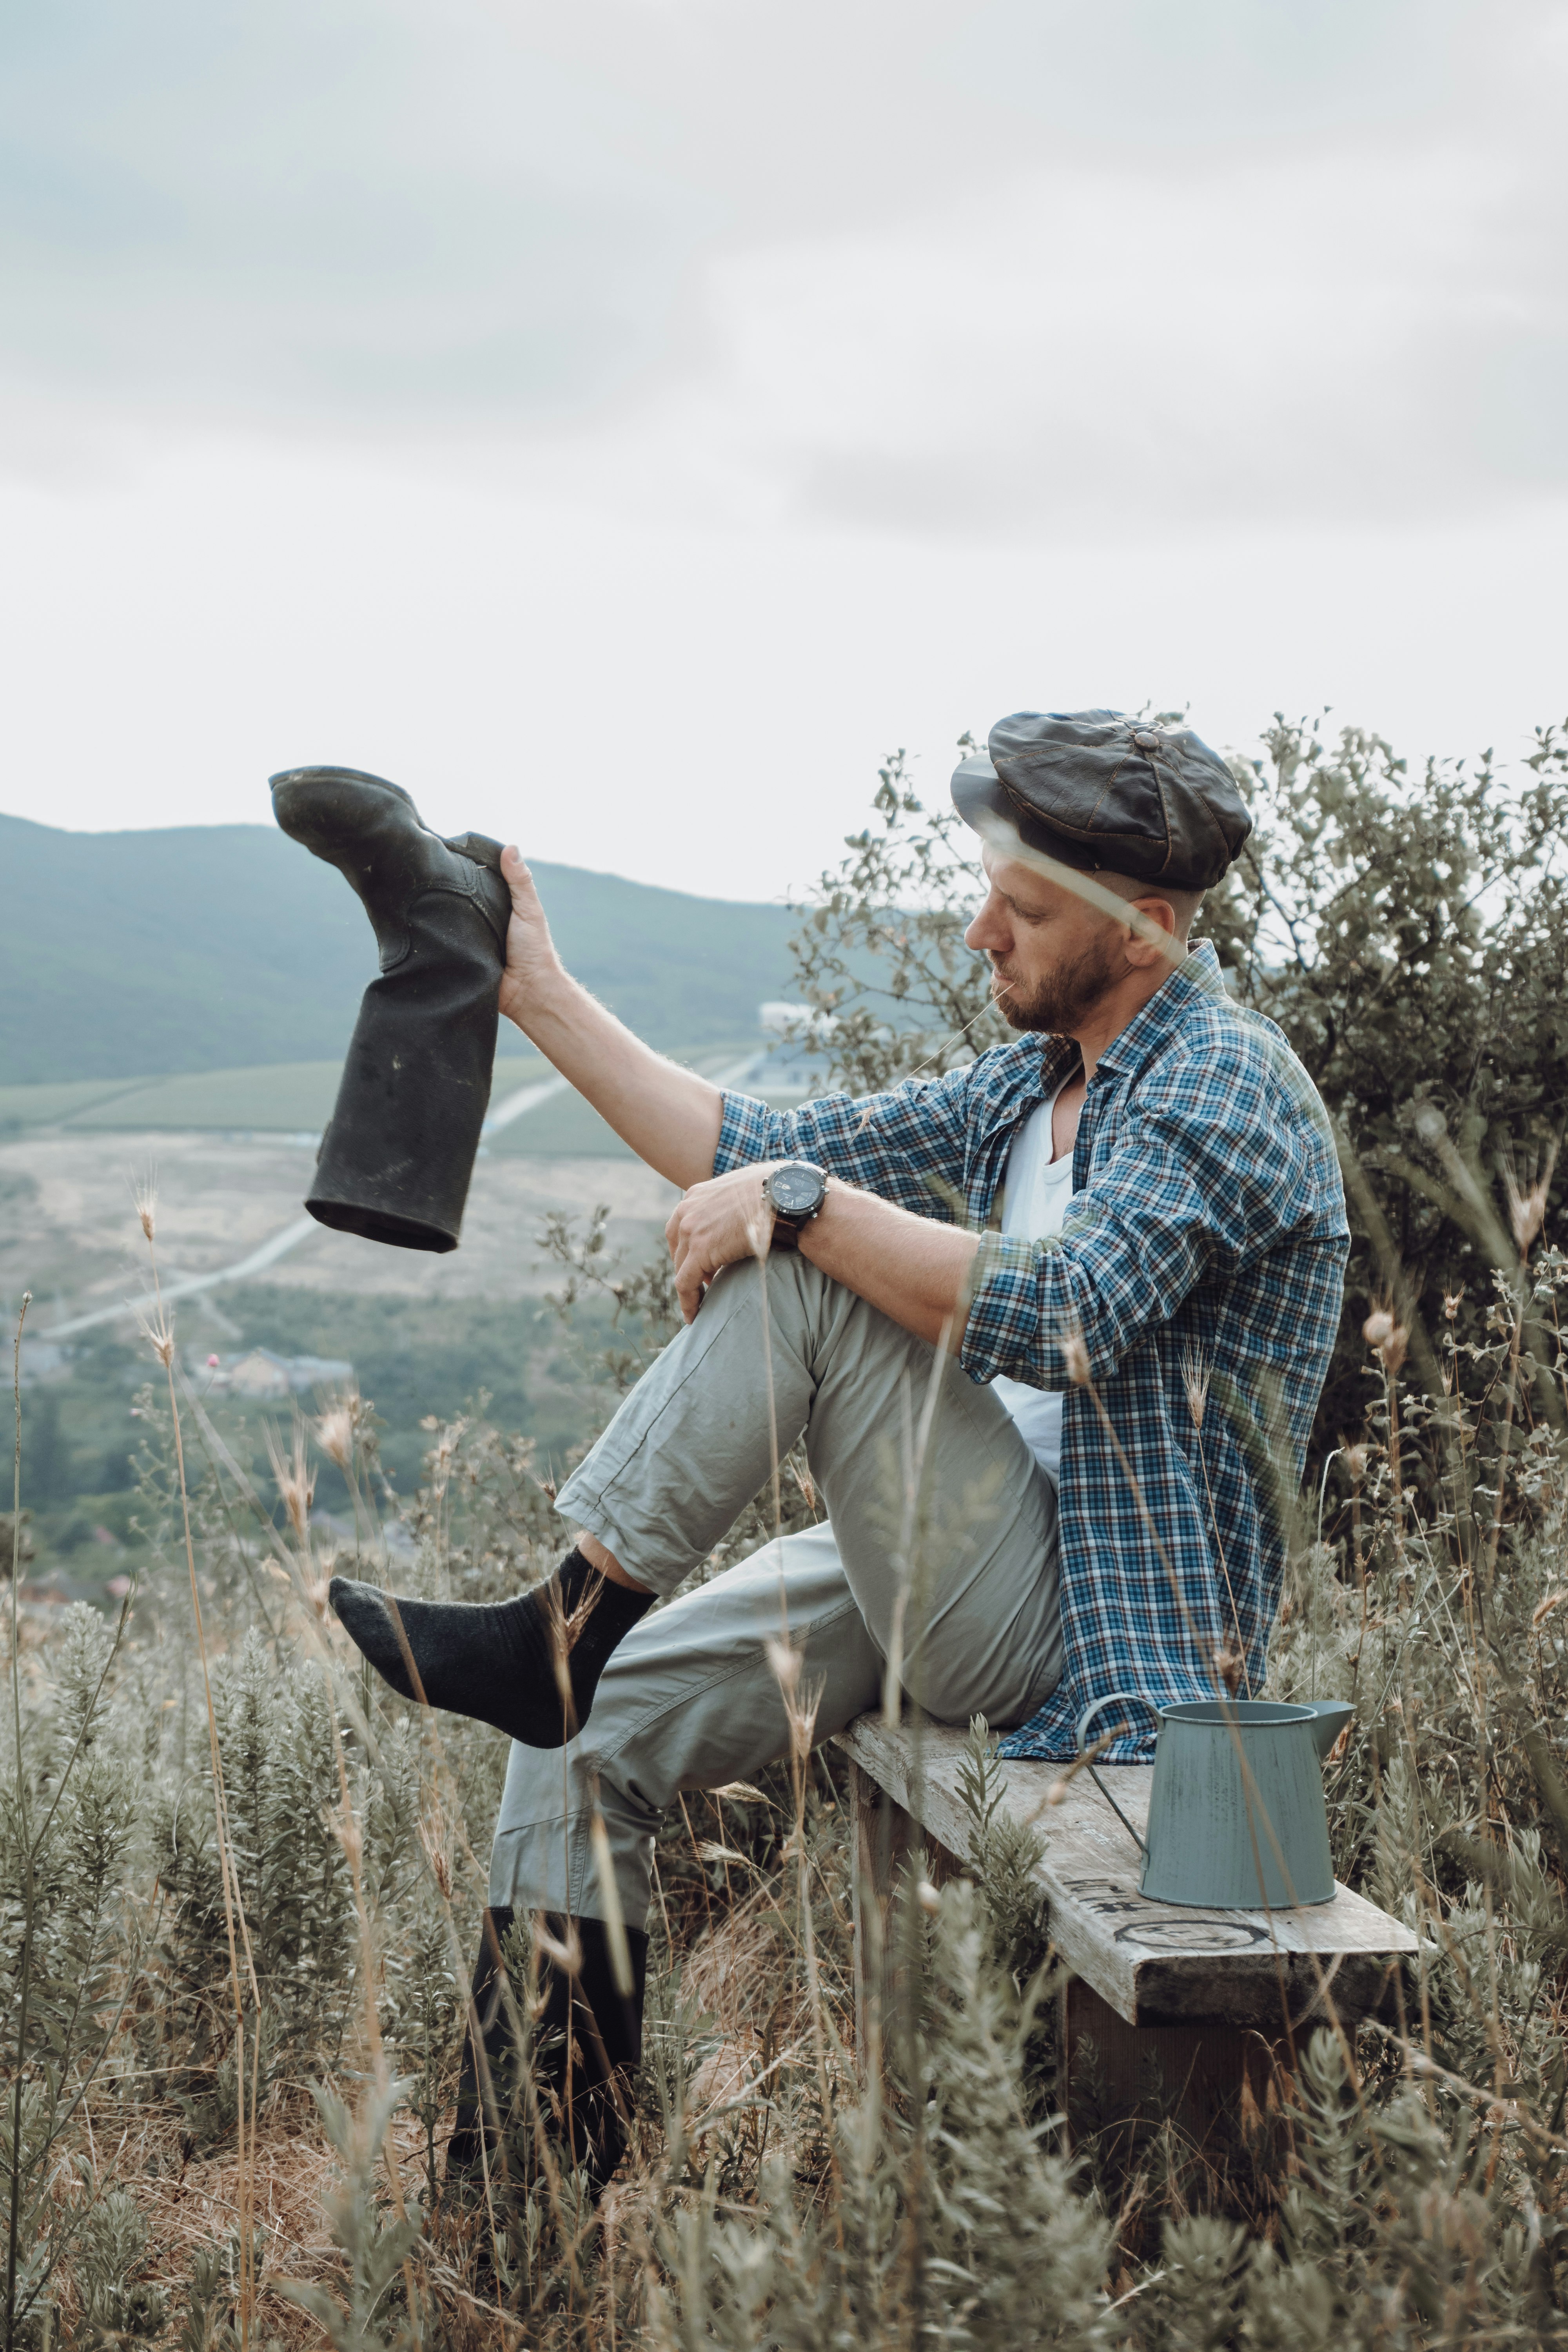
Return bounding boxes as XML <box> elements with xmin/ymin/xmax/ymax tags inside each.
<box><xmin>1303</xmin><ymin>1699</ymin><xmax>1354</xmax><ymax>1759</ymax></box>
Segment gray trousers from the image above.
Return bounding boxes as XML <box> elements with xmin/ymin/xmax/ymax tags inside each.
<box><xmin>489</xmin><ymin>1249</ymin><xmax>1063</xmax><ymax>1929</ymax></box>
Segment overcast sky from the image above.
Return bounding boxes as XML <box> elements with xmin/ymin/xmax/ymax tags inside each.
<box><xmin>1</xmin><ymin>0</ymin><xmax>1563</xmax><ymax>898</ymax></box>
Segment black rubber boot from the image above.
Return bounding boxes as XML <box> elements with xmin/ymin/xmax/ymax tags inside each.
<box><xmin>270</xmin><ymin>764</ymin><xmax>512</xmax><ymax>1252</ymax></box>
<box><xmin>447</xmin><ymin>1906</ymin><xmax>648</xmax><ymax>2200</ymax></box>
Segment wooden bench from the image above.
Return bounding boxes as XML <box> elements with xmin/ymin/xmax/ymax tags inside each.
<box><xmin>837</xmin><ymin>1714</ymin><xmax>1419</xmax><ymax>2158</ymax></box>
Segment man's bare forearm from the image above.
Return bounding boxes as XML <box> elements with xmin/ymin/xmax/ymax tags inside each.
<box><xmin>496</xmin><ymin>846</ymin><xmax>724</xmax><ymax>1187</ymax></box>
<box><xmin>505</xmin><ymin>967</ymin><xmax>724</xmax><ymax>1189</ymax></box>
<box><xmin>796</xmin><ymin>1179</ymin><xmax>980</xmax><ymax>1348</ymax></box>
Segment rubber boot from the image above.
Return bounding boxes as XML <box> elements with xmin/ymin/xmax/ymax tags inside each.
<box><xmin>270</xmin><ymin>765</ymin><xmax>512</xmax><ymax>1252</ymax></box>
<box><xmin>446</xmin><ymin>1906</ymin><xmax>648</xmax><ymax>2201</ymax></box>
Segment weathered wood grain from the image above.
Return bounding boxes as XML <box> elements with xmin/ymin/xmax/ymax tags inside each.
<box><xmin>835</xmin><ymin>1714</ymin><xmax>1418</xmax><ymax>2031</ymax></box>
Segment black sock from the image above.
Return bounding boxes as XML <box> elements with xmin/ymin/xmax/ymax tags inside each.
<box><xmin>329</xmin><ymin>1546</ymin><xmax>653</xmax><ymax>1748</ymax></box>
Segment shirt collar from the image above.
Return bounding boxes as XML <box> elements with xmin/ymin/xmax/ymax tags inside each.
<box><xmin>972</xmin><ymin>1034</ymin><xmax>1079</xmax><ymax>1141</ymax></box>
<box><xmin>1034</xmin><ymin>1034</ymin><xmax>1083</xmax><ymax>1094</ymax></box>
<box><xmin>1095</xmin><ymin>939</ymin><xmax>1225</xmax><ymax>1085</ymax></box>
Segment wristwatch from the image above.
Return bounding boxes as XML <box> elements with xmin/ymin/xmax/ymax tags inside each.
<box><xmin>763</xmin><ymin>1160</ymin><xmax>828</xmax><ymax>1247</ymax></box>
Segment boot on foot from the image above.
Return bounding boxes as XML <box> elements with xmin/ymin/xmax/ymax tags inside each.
<box><xmin>270</xmin><ymin>764</ymin><xmax>512</xmax><ymax>1253</ymax></box>
<box><xmin>329</xmin><ymin>1546</ymin><xmax>653</xmax><ymax>1747</ymax></box>
<box><xmin>446</xmin><ymin>1905</ymin><xmax>647</xmax><ymax>2203</ymax></box>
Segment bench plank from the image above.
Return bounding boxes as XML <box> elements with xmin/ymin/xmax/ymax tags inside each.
<box><xmin>836</xmin><ymin>1715</ymin><xmax>1418</xmax><ymax>2031</ymax></box>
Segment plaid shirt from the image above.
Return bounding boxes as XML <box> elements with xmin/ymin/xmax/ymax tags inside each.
<box><xmin>713</xmin><ymin>941</ymin><xmax>1348</xmax><ymax>1760</ymax></box>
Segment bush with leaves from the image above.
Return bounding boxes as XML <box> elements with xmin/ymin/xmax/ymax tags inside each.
<box><xmin>277</xmin><ymin>2080</ymin><xmax>421</xmax><ymax>2352</ymax></box>
<box><xmin>1207</xmin><ymin>715</ymin><xmax>1568</xmax><ymax>1455</ymax></box>
<box><xmin>646</xmin><ymin>1877</ymin><xmax>1108</xmax><ymax>2352</ymax></box>
<box><xmin>147</xmin><ymin>1638</ymin><xmax>388</xmax><ymax>2145</ymax></box>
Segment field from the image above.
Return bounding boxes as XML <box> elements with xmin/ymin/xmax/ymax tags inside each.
<box><xmin>4</xmin><ymin>724</ymin><xmax>1568</xmax><ymax>2349</ymax></box>
<box><xmin>0</xmin><ymin>1041</ymin><xmax>795</xmax><ymax>1153</ymax></box>
<box><xmin>0</xmin><ymin>1034</ymin><xmax>816</xmax><ymax>1584</ymax></box>
<box><xmin>0</xmin><ymin>1052</ymin><xmax>548</xmax><ymax>1140</ymax></box>
<box><xmin>0</xmin><ymin>1101</ymin><xmax>673</xmax><ymax>1591</ymax></box>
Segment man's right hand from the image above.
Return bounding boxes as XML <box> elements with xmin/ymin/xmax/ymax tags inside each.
<box><xmin>497</xmin><ymin>845</ymin><xmax>565</xmax><ymax>1028</ymax></box>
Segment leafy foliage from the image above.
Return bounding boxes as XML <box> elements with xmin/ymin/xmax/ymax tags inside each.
<box><xmin>782</xmin><ymin>744</ymin><xmax>1003</xmax><ymax>1093</ymax></box>
<box><xmin>276</xmin><ymin>2080</ymin><xmax>421</xmax><ymax>2352</ymax></box>
<box><xmin>1210</xmin><ymin>716</ymin><xmax>1568</xmax><ymax>1453</ymax></box>
<box><xmin>1</xmin><ymin>1603</ymin><xmax>138</xmax><ymax>2350</ymax></box>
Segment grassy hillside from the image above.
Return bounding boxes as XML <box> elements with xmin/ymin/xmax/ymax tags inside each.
<box><xmin>0</xmin><ymin>1044</ymin><xmax>806</xmax><ymax>1150</ymax></box>
<box><xmin>0</xmin><ymin>811</ymin><xmax>803</xmax><ymax>1083</ymax></box>
<box><xmin>0</xmin><ymin>1051</ymin><xmax>546</xmax><ymax>1136</ymax></box>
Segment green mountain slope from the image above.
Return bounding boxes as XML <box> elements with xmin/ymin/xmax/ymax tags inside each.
<box><xmin>0</xmin><ymin>813</ymin><xmax>804</xmax><ymax>1083</ymax></box>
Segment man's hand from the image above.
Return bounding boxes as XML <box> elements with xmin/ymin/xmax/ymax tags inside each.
<box><xmin>666</xmin><ymin>1166</ymin><xmax>777</xmax><ymax>1323</ymax></box>
<box><xmin>487</xmin><ymin>845</ymin><xmax>726</xmax><ymax>1187</ymax></box>
<box><xmin>497</xmin><ymin>846</ymin><xmax>566</xmax><ymax>1029</ymax></box>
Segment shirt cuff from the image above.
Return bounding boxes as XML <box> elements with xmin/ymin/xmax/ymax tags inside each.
<box><xmin>712</xmin><ymin>1089</ymin><xmax>777</xmax><ymax>1177</ymax></box>
<box><xmin>959</xmin><ymin>1229</ymin><xmax>1069</xmax><ymax>1387</ymax></box>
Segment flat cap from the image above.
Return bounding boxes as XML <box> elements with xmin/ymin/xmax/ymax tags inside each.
<box><xmin>951</xmin><ymin>708</ymin><xmax>1252</xmax><ymax>893</ymax></box>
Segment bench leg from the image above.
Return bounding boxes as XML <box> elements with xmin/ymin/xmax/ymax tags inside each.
<box><xmin>1060</xmin><ymin>1978</ymin><xmax>1286</xmax><ymax>2181</ymax></box>
<box><xmin>848</xmin><ymin>1759</ymin><xmax>961</xmax><ymax>2086</ymax></box>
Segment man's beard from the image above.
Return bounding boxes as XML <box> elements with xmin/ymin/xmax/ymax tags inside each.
<box><xmin>991</xmin><ymin>931</ymin><xmax>1124</xmax><ymax>1035</ymax></box>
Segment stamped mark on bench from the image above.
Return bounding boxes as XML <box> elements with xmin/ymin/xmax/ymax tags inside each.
<box><xmin>1060</xmin><ymin>1871</ymin><xmax>1272</xmax><ymax>1949</ymax></box>
<box><xmin>1114</xmin><ymin>1918</ymin><xmax>1269</xmax><ymax>1950</ymax></box>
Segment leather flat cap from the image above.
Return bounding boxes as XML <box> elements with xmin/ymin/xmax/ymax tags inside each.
<box><xmin>951</xmin><ymin>708</ymin><xmax>1252</xmax><ymax>892</ymax></box>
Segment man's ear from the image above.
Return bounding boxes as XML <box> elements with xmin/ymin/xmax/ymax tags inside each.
<box><xmin>1123</xmin><ymin>896</ymin><xmax>1180</xmax><ymax>967</ymax></box>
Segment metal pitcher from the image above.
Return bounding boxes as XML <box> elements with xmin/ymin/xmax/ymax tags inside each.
<box><xmin>1076</xmin><ymin>1691</ymin><xmax>1354</xmax><ymax>1909</ymax></box>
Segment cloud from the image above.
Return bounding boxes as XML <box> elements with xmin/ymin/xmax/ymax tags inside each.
<box><xmin>0</xmin><ymin>0</ymin><xmax>714</xmax><ymax>426</ymax></box>
<box><xmin>671</xmin><ymin>137</ymin><xmax>1568</xmax><ymax>537</ymax></box>
<box><xmin>0</xmin><ymin>0</ymin><xmax>1563</xmax><ymax>902</ymax></box>
<box><xmin>938</xmin><ymin>0</ymin><xmax>1481</xmax><ymax>143</ymax></box>
<box><xmin>4</xmin><ymin>0</ymin><xmax>1560</xmax><ymax>513</ymax></box>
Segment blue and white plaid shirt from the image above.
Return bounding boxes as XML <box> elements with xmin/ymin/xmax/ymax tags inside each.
<box><xmin>713</xmin><ymin>941</ymin><xmax>1349</xmax><ymax>1760</ymax></box>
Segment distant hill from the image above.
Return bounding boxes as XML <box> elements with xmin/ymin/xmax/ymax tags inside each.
<box><xmin>0</xmin><ymin>813</ymin><xmax>805</xmax><ymax>1083</ymax></box>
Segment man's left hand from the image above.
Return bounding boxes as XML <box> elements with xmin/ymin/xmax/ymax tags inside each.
<box><xmin>665</xmin><ymin>1166</ymin><xmax>778</xmax><ymax>1323</ymax></box>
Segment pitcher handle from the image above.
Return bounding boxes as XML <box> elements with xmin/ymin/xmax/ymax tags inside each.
<box><xmin>1075</xmin><ymin>1691</ymin><xmax>1160</xmax><ymax>1860</ymax></box>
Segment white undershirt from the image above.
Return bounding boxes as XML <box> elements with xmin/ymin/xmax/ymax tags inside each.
<box><xmin>990</xmin><ymin>1078</ymin><xmax>1079</xmax><ymax>1486</ymax></box>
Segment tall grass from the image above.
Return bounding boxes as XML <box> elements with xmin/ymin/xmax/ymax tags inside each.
<box><xmin>5</xmin><ymin>712</ymin><xmax>1568</xmax><ymax>2344</ymax></box>
<box><xmin>0</xmin><ymin>1163</ymin><xmax>1563</xmax><ymax>2348</ymax></box>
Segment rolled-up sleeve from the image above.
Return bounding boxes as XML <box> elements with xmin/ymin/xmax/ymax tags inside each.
<box><xmin>713</xmin><ymin>1089</ymin><xmax>789</xmax><ymax>1173</ymax></box>
<box><xmin>959</xmin><ymin>1043</ymin><xmax>1328</xmax><ymax>1388</ymax></box>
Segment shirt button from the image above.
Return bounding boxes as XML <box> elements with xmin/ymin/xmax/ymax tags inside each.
<box><xmin>1132</xmin><ymin>729</ymin><xmax>1161</xmax><ymax>751</ymax></box>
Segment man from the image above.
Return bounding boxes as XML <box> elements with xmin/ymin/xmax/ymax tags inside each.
<box><xmin>332</xmin><ymin>708</ymin><xmax>1349</xmax><ymax>2185</ymax></box>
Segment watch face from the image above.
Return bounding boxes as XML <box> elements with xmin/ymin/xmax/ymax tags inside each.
<box><xmin>771</xmin><ymin>1162</ymin><xmax>824</xmax><ymax>1216</ymax></box>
